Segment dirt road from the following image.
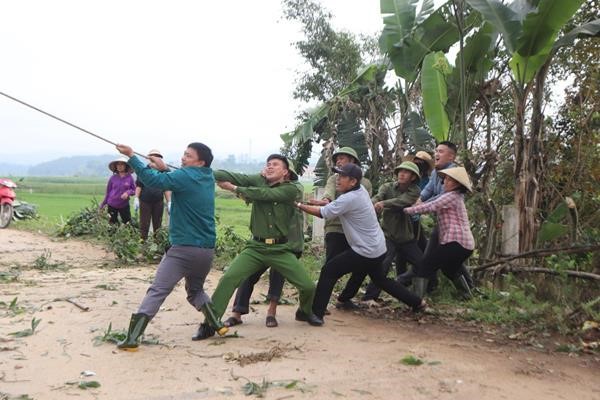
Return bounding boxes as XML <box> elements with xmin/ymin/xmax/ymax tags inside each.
<box><xmin>0</xmin><ymin>228</ymin><xmax>598</xmax><ymax>399</ymax></box>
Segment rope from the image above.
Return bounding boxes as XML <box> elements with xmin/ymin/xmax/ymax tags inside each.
<box><xmin>0</xmin><ymin>90</ymin><xmax>179</xmax><ymax>170</ymax></box>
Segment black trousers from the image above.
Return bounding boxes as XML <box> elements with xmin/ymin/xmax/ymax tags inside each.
<box><xmin>324</xmin><ymin>232</ymin><xmax>350</xmax><ymax>263</ymax></box>
<box><xmin>361</xmin><ymin>238</ymin><xmax>423</xmax><ymax>301</ymax></box>
<box><xmin>418</xmin><ymin>241</ymin><xmax>473</xmax><ymax>280</ymax></box>
<box><xmin>230</xmin><ymin>252</ymin><xmax>301</xmax><ymax>314</ymax></box>
<box><xmin>395</xmin><ymin>219</ymin><xmax>428</xmax><ymax>274</ymax></box>
<box><xmin>313</xmin><ymin>248</ymin><xmax>421</xmax><ymax>318</ymax></box>
<box><xmin>139</xmin><ymin>200</ymin><xmax>164</xmax><ymax>240</ymax></box>
<box><xmin>107</xmin><ymin>205</ymin><xmax>131</xmax><ymax>224</ymax></box>
<box><xmin>423</xmin><ymin>227</ymin><xmax>474</xmax><ymax>286</ymax></box>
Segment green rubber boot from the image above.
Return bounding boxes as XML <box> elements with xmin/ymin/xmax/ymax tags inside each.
<box><xmin>452</xmin><ymin>275</ymin><xmax>473</xmax><ymax>300</ymax></box>
<box><xmin>117</xmin><ymin>313</ymin><xmax>150</xmax><ymax>351</ymax></box>
<box><xmin>201</xmin><ymin>303</ymin><xmax>228</xmax><ymax>336</ymax></box>
<box><xmin>412</xmin><ymin>277</ymin><xmax>429</xmax><ymax>299</ymax></box>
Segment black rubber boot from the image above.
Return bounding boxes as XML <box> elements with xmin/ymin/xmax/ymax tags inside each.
<box><xmin>117</xmin><ymin>313</ymin><xmax>150</xmax><ymax>351</ymax></box>
<box><xmin>412</xmin><ymin>277</ymin><xmax>429</xmax><ymax>299</ymax></box>
<box><xmin>452</xmin><ymin>275</ymin><xmax>473</xmax><ymax>300</ymax></box>
<box><xmin>192</xmin><ymin>322</ymin><xmax>215</xmax><ymax>341</ymax></box>
<box><xmin>200</xmin><ymin>303</ymin><xmax>228</xmax><ymax>336</ymax></box>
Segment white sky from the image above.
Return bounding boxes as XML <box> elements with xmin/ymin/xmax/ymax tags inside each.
<box><xmin>0</xmin><ymin>0</ymin><xmax>384</xmax><ymax>164</ymax></box>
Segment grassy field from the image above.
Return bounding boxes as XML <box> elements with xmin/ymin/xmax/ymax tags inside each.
<box><xmin>11</xmin><ymin>177</ymin><xmax>315</xmax><ymax>236</ymax></box>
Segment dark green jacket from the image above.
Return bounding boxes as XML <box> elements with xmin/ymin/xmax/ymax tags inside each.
<box><xmin>214</xmin><ymin>171</ymin><xmax>301</xmax><ymax>246</ymax></box>
<box><xmin>372</xmin><ymin>182</ymin><xmax>420</xmax><ymax>244</ymax></box>
<box><xmin>129</xmin><ymin>156</ymin><xmax>215</xmax><ymax>247</ymax></box>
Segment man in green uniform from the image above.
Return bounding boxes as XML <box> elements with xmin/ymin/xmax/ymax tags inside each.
<box><xmin>192</xmin><ymin>154</ymin><xmax>322</xmax><ymax>340</ymax></box>
<box><xmin>308</xmin><ymin>147</ymin><xmax>372</xmax><ymax>310</ymax></box>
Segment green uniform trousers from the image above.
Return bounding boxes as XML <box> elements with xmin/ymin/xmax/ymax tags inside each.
<box><xmin>211</xmin><ymin>241</ymin><xmax>316</xmax><ymax>318</ymax></box>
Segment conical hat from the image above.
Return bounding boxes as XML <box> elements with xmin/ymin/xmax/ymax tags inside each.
<box><xmin>108</xmin><ymin>156</ymin><xmax>132</xmax><ymax>173</ymax></box>
<box><xmin>439</xmin><ymin>167</ymin><xmax>473</xmax><ymax>192</ymax></box>
<box><xmin>415</xmin><ymin>150</ymin><xmax>434</xmax><ymax>170</ymax></box>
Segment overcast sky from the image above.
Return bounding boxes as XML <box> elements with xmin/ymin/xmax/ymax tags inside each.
<box><xmin>0</xmin><ymin>0</ymin><xmax>384</xmax><ymax>164</ymax></box>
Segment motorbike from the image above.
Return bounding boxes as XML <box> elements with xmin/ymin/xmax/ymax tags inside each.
<box><xmin>0</xmin><ymin>178</ymin><xmax>17</xmax><ymax>228</ymax></box>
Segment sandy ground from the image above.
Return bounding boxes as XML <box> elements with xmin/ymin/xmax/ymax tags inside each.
<box><xmin>0</xmin><ymin>228</ymin><xmax>599</xmax><ymax>400</ymax></box>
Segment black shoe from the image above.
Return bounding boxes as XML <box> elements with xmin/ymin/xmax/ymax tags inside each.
<box><xmin>295</xmin><ymin>309</ymin><xmax>324</xmax><ymax>326</ymax></box>
<box><xmin>191</xmin><ymin>322</ymin><xmax>215</xmax><ymax>341</ymax></box>
<box><xmin>335</xmin><ymin>300</ymin><xmax>360</xmax><ymax>310</ymax></box>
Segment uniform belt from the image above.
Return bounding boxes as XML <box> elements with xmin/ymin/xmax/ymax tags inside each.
<box><xmin>253</xmin><ymin>236</ymin><xmax>288</xmax><ymax>245</ymax></box>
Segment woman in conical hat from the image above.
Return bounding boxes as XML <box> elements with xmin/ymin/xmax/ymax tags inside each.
<box><xmin>403</xmin><ymin>166</ymin><xmax>475</xmax><ymax>300</ymax></box>
<box><xmin>99</xmin><ymin>156</ymin><xmax>136</xmax><ymax>224</ymax></box>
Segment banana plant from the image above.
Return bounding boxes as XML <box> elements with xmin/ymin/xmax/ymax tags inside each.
<box><xmin>421</xmin><ymin>52</ymin><xmax>452</xmax><ymax>142</ymax></box>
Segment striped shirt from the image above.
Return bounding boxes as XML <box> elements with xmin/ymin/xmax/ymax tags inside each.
<box><xmin>404</xmin><ymin>190</ymin><xmax>474</xmax><ymax>250</ymax></box>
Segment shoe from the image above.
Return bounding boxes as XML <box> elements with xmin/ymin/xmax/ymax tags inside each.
<box><xmin>191</xmin><ymin>322</ymin><xmax>215</xmax><ymax>341</ymax></box>
<box><xmin>200</xmin><ymin>303</ymin><xmax>229</xmax><ymax>336</ymax></box>
<box><xmin>295</xmin><ymin>309</ymin><xmax>324</xmax><ymax>326</ymax></box>
<box><xmin>117</xmin><ymin>313</ymin><xmax>150</xmax><ymax>351</ymax></box>
<box><xmin>335</xmin><ymin>300</ymin><xmax>360</xmax><ymax>310</ymax></box>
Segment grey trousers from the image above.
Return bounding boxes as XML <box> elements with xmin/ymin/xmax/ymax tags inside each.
<box><xmin>137</xmin><ymin>245</ymin><xmax>214</xmax><ymax>318</ymax></box>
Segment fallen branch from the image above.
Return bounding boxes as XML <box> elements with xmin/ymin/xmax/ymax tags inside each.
<box><xmin>54</xmin><ymin>298</ymin><xmax>90</xmax><ymax>312</ymax></box>
<box><xmin>474</xmin><ymin>244</ymin><xmax>600</xmax><ymax>272</ymax></box>
<box><xmin>490</xmin><ymin>264</ymin><xmax>600</xmax><ymax>281</ymax></box>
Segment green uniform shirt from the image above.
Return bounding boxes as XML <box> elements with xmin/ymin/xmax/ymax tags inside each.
<box><xmin>214</xmin><ymin>170</ymin><xmax>301</xmax><ymax>244</ymax></box>
<box><xmin>322</xmin><ymin>174</ymin><xmax>372</xmax><ymax>234</ymax></box>
<box><xmin>372</xmin><ymin>182</ymin><xmax>421</xmax><ymax>244</ymax></box>
<box><xmin>128</xmin><ymin>155</ymin><xmax>216</xmax><ymax>247</ymax></box>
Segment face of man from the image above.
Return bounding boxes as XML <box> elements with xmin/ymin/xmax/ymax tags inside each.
<box><xmin>335</xmin><ymin>154</ymin><xmax>354</xmax><ymax>168</ymax></box>
<box><xmin>264</xmin><ymin>158</ymin><xmax>288</xmax><ymax>183</ymax></box>
<box><xmin>335</xmin><ymin>174</ymin><xmax>358</xmax><ymax>193</ymax></box>
<box><xmin>434</xmin><ymin>144</ymin><xmax>456</xmax><ymax>169</ymax></box>
<box><xmin>181</xmin><ymin>147</ymin><xmax>205</xmax><ymax>167</ymax></box>
<box><xmin>396</xmin><ymin>169</ymin><xmax>416</xmax><ymax>185</ymax></box>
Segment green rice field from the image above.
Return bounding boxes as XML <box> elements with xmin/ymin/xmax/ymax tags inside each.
<box><xmin>12</xmin><ymin>176</ymin><xmax>314</xmax><ymax>235</ymax></box>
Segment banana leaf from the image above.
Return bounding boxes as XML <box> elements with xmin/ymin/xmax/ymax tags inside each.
<box><xmin>421</xmin><ymin>52</ymin><xmax>451</xmax><ymax>142</ymax></box>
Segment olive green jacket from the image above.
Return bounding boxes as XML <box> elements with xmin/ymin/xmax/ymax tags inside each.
<box><xmin>372</xmin><ymin>182</ymin><xmax>421</xmax><ymax>244</ymax></box>
<box><xmin>214</xmin><ymin>170</ymin><xmax>302</xmax><ymax>250</ymax></box>
<box><xmin>322</xmin><ymin>174</ymin><xmax>372</xmax><ymax>234</ymax></box>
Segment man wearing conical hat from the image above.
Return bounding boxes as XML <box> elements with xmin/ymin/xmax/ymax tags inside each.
<box><xmin>337</xmin><ymin>161</ymin><xmax>424</xmax><ymax>303</ymax></box>
<box><xmin>307</xmin><ymin>146</ymin><xmax>372</xmax><ymax>310</ymax></box>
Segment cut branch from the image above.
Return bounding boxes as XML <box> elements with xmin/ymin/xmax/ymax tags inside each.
<box><xmin>474</xmin><ymin>244</ymin><xmax>600</xmax><ymax>272</ymax></box>
<box><xmin>494</xmin><ymin>265</ymin><xmax>600</xmax><ymax>281</ymax></box>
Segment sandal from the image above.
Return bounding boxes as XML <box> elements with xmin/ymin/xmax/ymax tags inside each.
<box><xmin>224</xmin><ymin>316</ymin><xmax>243</xmax><ymax>327</ymax></box>
<box><xmin>265</xmin><ymin>315</ymin><xmax>278</xmax><ymax>328</ymax></box>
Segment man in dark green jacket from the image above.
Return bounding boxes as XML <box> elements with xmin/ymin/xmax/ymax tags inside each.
<box><xmin>337</xmin><ymin>161</ymin><xmax>423</xmax><ymax>303</ymax></box>
<box><xmin>114</xmin><ymin>142</ymin><xmax>227</xmax><ymax>351</ymax></box>
<box><xmin>193</xmin><ymin>154</ymin><xmax>322</xmax><ymax>340</ymax></box>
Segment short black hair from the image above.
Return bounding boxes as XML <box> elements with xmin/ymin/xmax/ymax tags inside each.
<box><xmin>438</xmin><ymin>141</ymin><xmax>457</xmax><ymax>154</ymax></box>
<box><xmin>266</xmin><ymin>154</ymin><xmax>290</xmax><ymax>169</ymax></box>
<box><xmin>187</xmin><ymin>142</ymin><xmax>214</xmax><ymax>167</ymax></box>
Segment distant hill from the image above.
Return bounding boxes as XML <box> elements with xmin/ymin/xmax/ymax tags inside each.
<box><xmin>0</xmin><ymin>163</ymin><xmax>29</xmax><ymax>176</ymax></box>
<box><xmin>27</xmin><ymin>155</ymin><xmax>115</xmax><ymax>177</ymax></box>
<box><xmin>1</xmin><ymin>154</ymin><xmax>297</xmax><ymax>177</ymax></box>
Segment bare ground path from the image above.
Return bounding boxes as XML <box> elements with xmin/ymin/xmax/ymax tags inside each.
<box><xmin>0</xmin><ymin>228</ymin><xmax>598</xmax><ymax>400</ymax></box>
